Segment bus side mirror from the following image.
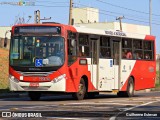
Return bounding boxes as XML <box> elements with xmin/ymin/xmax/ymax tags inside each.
<box><xmin>71</xmin><ymin>39</ymin><xmax>76</xmax><ymax>47</ymax></box>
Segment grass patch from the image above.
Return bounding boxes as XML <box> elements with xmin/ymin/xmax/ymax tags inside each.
<box><xmin>0</xmin><ymin>48</ymin><xmax>9</xmax><ymax>89</ymax></box>
<box><xmin>156</xmin><ymin>71</ymin><xmax>160</xmax><ymax>88</ymax></box>
<box><xmin>155</xmin><ymin>83</ymin><xmax>160</xmax><ymax>88</ymax></box>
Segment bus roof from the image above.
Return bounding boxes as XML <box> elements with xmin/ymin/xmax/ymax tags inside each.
<box><xmin>74</xmin><ymin>25</ymin><xmax>155</xmax><ymax>40</ymax></box>
<box><xmin>12</xmin><ymin>23</ymin><xmax>77</xmax><ymax>33</ymax></box>
<box><xmin>12</xmin><ymin>23</ymin><xmax>155</xmax><ymax>40</ymax></box>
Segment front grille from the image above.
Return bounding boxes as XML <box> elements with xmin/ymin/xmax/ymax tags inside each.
<box><xmin>17</xmin><ymin>71</ymin><xmax>54</xmax><ymax>77</ymax></box>
<box><xmin>22</xmin><ymin>86</ymin><xmax>50</xmax><ymax>90</ymax></box>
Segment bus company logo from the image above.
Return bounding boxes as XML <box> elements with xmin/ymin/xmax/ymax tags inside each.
<box><xmin>29</xmin><ymin>68</ymin><xmax>41</xmax><ymax>71</ymax></box>
<box><xmin>149</xmin><ymin>67</ymin><xmax>154</xmax><ymax>72</ymax></box>
<box><xmin>105</xmin><ymin>30</ymin><xmax>126</xmax><ymax>37</ymax></box>
<box><xmin>122</xmin><ymin>65</ymin><xmax>127</xmax><ymax>72</ymax></box>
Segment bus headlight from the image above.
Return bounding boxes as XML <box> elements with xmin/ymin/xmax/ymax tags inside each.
<box><xmin>9</xmin><ymin>75</ymin><xmax>19</xmax><ymax>83</ymax></box>
<box><xmin>52</xmin><ymin>74</ymin><xmax>66</xmax><ymax>83</ymax></box>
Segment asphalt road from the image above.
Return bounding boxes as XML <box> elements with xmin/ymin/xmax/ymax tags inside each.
<box><xmin>0</xmin><ymin>91</ymin><xmax>160</xmax><ymax>120</ymax></box>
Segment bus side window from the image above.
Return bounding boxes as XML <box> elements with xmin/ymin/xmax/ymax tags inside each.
<box><xmin>133</xmin><ymin>39</ymin><xmax>143</xmax><ymax>60</ymax></box>
<box><xmin>122</xmin><ymin>38</ymin><xmax>132</xmax><ymax>59</ymax></box>
<box><xmin>143</xmin><ymin>41</ymin><xmax>153</xmax><ymax>60</ymax></box>
<box><xmin>100</xmin><ymin>36</ymin><xmax>111</xmax><ymax>58</ymax></box>
<box><xmin>78</xmin><ymin>34</ymin><xmax>89</xmax><ymax>57</ymax></box>
<box><xmin>68</xmin><ymin>32</ymin><xmax>77</xmax><ymax>65</ymax></box>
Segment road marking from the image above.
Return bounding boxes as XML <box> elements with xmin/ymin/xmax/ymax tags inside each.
<box><xmin>109</xmin><ymin>100</ymin><xmax>160</xmax><ymax>120</ymax></box>
<box><xmin>10</xmin><ymin>108</ymin><xmax>19</xmax><ymax>111</ymax></box>
<box><xmin>67</xmin><ymin>102</ymin><xmax>138</xmax><ymax>106</ymax></box>
<box><xmin>22</xmin><ymin>105</ymin><xmax>58</xmax><ymax>109</ymax></box>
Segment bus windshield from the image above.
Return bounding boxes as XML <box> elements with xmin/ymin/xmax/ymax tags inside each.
<box><xmin>10</xmin><ymin>36</ymin><xmax>64</xmax><ymax>67</ymax></box>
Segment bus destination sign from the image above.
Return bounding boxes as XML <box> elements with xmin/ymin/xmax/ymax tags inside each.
<box><xmin>14</xmin><ymin>26</ymin><xmax>61</xmax><ymax>34</ymax></box>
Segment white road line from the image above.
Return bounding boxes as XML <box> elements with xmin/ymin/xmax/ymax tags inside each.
<box><xmin>67</xmin><ymin>102</ymin><xmax>137</xmax><ymax>106</ymax></box>
<box><xmin>0</xmin><ymin>109</ymin><xmax>10</xmax><ymax>111</ymax></box>
<box><xmin>22</xmin><ymin>105</ymin><xmax>58</xmax><ymax>109</ymax></box>
<box><xmin>109</xmin><ymin>100</ymin><xmax>160</xmax><ymax>120</ymax></box>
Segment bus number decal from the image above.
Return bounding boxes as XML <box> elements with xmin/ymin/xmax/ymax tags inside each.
<box><xmin>39</xmin><ymin>77</ymin><xmax>50</xmax><ymax>81</ymax></box>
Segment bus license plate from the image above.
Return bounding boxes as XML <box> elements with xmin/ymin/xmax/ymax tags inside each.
<box><xmin>29</xmin><ymin>83</ymin><xmax>39</xmax><ymax>87</ymax></box>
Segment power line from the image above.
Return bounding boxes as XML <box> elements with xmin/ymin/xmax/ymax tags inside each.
<box><xmin>76</xmin><ymin>7</ymin><xmax>160</xmax><ymax>26</ymax></box>
<box><xmin>95</xmin><ymin>0</ymin><xmax>160</xmax><ymax>17</ymax></box>
<box><xmin>35</xmin><ymin>5</ymin><xmax>69</xmax><ymax>7</ymax></box>
<box><xmin>74</xmin><ymin>2</ymin><xmax>160</xmax><ymax>23</ymax></box>
<box><xmin>35</xmin><ymin>1</ymin><xmax>69</xmax><ymax>4</ymax></box>
<box><xmin>36</xmin><ymin>0</ymin><xmax>68</xmax><ymax>3</ymax></box>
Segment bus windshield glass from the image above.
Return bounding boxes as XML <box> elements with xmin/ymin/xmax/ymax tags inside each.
<box><xmin>10</xmin><ymin>36</ymin><xmax>64</xmax><ymax>67</ymax></box>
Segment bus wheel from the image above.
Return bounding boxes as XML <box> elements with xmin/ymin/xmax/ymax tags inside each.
<box><xmin>126</xmin><ymin>78</ymin><xmax>134</xmax><ymax>97</ymax></box>
<box><xmin>117</xmin><ymin>78</ymin><xmax>134</xmax><ymax>97</ymax></box>
<box><xmin>28</xmin><ymin>91</ymin><xmax>41</xmax><ymax>101</ymax></box>
<box><xmin>72</xmin><ymin>78</ymin><xmax>86</xmax><ymax>100</ymax></box>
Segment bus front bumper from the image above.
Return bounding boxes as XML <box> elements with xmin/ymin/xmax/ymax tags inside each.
<box><xmin>9</xmin><ymin>75</ymin><xmax>66</xmax><ymax>92</ymax></box>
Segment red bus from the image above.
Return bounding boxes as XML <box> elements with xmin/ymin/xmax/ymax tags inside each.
<box><xmin>9</xmin><ymin>23</ymin><xmax>156</xmax><ymax>100</ymax></box>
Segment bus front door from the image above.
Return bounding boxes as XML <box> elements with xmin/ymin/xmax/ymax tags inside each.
<box><xmin>113</xmin><ymin>41</ymin><xmax>121</xmax><ymax>90</ymax></box>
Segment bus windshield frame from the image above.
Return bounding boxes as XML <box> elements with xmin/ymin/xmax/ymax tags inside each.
<box><xmin>10</xmin><ymin>35</ymin><xmax>65</xmax><ymax>72</ymax></box>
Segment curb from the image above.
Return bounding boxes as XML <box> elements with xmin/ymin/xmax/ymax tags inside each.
<box><xmin>151</xmin><ymin>88</ymin><xmax>160</xmax><ymax>91</ymax></box>
<box><xmin>0</xmin><ymin>93</ymin><xmax>28</xmax><ymax>99</ymax></box>
<box><xmin>0</xmin><ymin>88</ymin><xmax>160</xmax><ymax>99</ymax></box>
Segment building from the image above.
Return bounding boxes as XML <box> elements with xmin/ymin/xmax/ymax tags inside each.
<box><xmin>74</xmin><ymin>22</ymin><xmax>150</xmax><ymax>35</ymax></box>
<box><xmin>73</xmin><ymin>7</ymin><xmax>150</xmax><ymax>35</ymax></box>
<box><xmin>73</xmin><ymin>7</ymin><xmax>99</xmax><ymax>24</ymax></box>
<box><xmin>0</xmin><ymin>26</ymin><xmax>11</xmax><ymax>49</ymax></box>
<box><xmin>0</xmin><ymin>26</ymin><xmax>11</xmax><ymax>38</ymax></box>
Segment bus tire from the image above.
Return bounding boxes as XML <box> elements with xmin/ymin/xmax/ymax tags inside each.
<box><xmin>117</xmin><ymin>78</ymin><xmax>134</xmax><ymax>97</ymax></box>
<box><xmin>72</xmin><ymin>78</ymin><xmax>86</xmax><ymax>100</ymax></box>
<box><xmin>28</xmin><ymin>91</ymin><xmax>41</xmax><ymax>101</ymax></box>
<box><xmin>125</xmin><ymin>77</ymin><xmax>134</xmax><ymax>97</ymax></box>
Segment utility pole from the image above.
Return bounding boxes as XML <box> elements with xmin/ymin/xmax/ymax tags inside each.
<box><xmin>159</xmin><ymin>54</ymin><xmax>160</xmax><ymax>85</ymax></box>
<box><xmin>69</xmin><ymin>0</ymin><xmax>73</xmax><ymax>25</ymax></box>
<box><xmin>116</xmin><ymin>16</ymin><xmax>124</xmax><ymax>31</ymax></box>
<box><xmin>149</xmin><ymin>0</ymin><xmax>152</xmax><ymax>35</ymax></box>
<box><xmin>34</xmin><ymin>10</ymin><xmax>40</xmax><ymax>24</ymax></box>
<box><xmin>34</xmin><ymin>10</ymin><xmax>51</xmax><ymax>24</ymax></box>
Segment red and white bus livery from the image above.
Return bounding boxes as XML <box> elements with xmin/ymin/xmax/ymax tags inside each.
<box><xmin>9</xmin><ymin>23</ymin><xmax>156</xmax><ymax>100</ymax></box>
